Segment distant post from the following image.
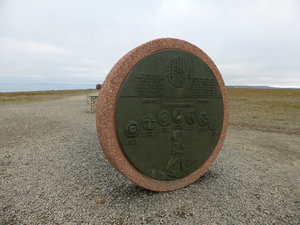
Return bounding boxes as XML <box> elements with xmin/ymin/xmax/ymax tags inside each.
<box><xmin>86</xmin><ymin>84</ymin><xmax>101</xmax><ymax>113</ymax></box>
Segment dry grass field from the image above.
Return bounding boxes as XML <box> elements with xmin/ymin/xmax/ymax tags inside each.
<box><xmin>1</xmin><ymin>88</ymin><xmax>299</xmax><ymax>134</ymax></box>
<box><xmin>228</xmin><ymin>88</ymin><xmax>300</xmax><ymax>134</ymax></box>
<box><xmin>0</xmin><ymin>89</ymin><xmax>98</xmax><ymax>102</ymax></box>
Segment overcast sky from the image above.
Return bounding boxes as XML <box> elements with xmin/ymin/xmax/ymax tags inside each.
<box><xmin>0</xmin><ymin>0</ymin><xmax>300</xmax><ymax>91</ymax></box>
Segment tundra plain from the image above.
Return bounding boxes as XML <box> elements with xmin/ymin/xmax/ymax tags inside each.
<box><xmin>1</xmin><ymin>88</ymin><xmax>299</xmax><ymax>224</ymax></box>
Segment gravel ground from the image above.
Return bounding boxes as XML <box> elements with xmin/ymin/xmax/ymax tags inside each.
<box><xmin>1</xmin><ymin>95</ymin><xmax>299</xmax><ymax>224</ymax></box>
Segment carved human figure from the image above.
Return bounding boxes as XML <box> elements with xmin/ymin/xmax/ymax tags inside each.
<box><xmin>167</xmin><ymin>130</ymin><xmax>185</xmax><ymax>177</ymax></box>
<box><xmin>142</xmin><ymin>113</ymin><xmax>156</xmax><ymax>130</ymax></box>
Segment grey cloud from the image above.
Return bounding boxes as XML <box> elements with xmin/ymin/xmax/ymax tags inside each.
<box><xmin>0</xmin><ymin>0</ymin><xmax>299</xmax><ymax>91</ymax></box>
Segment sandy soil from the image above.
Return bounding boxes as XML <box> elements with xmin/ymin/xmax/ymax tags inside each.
<box><xmin>0</xmin><ymin>95</ymin><xmax>299</xmax><ymax>224</ymax></box>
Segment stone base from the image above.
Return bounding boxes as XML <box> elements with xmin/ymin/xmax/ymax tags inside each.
<box><xmin>86</xmin><ymin>95</ymin><xmax>98</xmax><ymax>113</ymax></box>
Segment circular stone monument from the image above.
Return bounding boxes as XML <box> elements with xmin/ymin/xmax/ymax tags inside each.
<box><xmin>96</xmin><ymin>38</ymin><xmax>228</xmax><ymax>191</ymax></box>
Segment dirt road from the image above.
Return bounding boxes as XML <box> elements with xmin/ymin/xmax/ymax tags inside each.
<box><xmin>1</xmin><ymin>95</ymin><xmax>299</xmax><ymax>224</ymax></box>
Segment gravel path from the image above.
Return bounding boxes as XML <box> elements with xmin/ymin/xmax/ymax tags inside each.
<box><xmin>1</xmin><ymin>95</ymin><xmax>299</xmax><ymax>224</ymax></box>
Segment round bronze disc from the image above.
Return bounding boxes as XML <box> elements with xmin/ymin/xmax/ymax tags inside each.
<box><xmin>96</xmin><ymin>38</ymin><xmax>228</xmax><ymax>191</ymax></box>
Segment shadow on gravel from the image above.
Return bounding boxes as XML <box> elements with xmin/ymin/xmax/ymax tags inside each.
<box><xmin>191</xmin><ymin>169</ymin><xmax>220</xmax><ymax>185</ymax></box>
<box><xmin>103</xmin><ymin>169</ymin><xmax>220</xmax><ymax>199</ymax></box>
<box><xmin>132</xmin><ymin>185</ymin><xmax>159</xmax><ymax>195</ymax></box>
<box><xmin>111</xmin><ymin>183</ymin><xmax>160</xmax><ymax>197</ymax></box>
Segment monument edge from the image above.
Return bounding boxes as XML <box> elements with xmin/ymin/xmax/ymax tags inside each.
<box><xmin>96</xmin><ymin>38</ymin><xmax>229</xmax><ymax>191</ymax></box>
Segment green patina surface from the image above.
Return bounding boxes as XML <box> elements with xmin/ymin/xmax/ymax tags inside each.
<box><xmin>116</xmin><ymin>49</ymin><xmax>223</xmax><ymax>181</ymax></box>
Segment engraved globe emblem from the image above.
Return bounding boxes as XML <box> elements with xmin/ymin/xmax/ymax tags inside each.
<box><xmin>158</xmin><ymin>110</ymin><xmax>172</xmax><ymax>126</ymax></box>
<box><xmin>166</xmin><ymin>57</ymin><xmax>191</xmax><ymax>88</ymax></box>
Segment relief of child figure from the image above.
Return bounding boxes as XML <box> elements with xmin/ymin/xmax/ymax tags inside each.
<box><xmin>167</xmin><ymin>130</ymin><xmax>186</xmax><ymax>177</ymax></box>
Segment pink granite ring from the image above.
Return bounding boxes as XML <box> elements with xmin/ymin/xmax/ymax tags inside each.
<box><xmin>96</xmin><ymin>38</ymin><xmax>228</xmax><ymax>192</ymax></box>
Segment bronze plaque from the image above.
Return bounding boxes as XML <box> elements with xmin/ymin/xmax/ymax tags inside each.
<box><xmin>116</xmin><ymin>49</ymin><xmax>223</xmax><ymax>181</ymax></box>
<box><xmin>96</xmin><ymin>38</ymin><xmax>228</xmax><ymax>191</ymax></box>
